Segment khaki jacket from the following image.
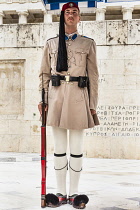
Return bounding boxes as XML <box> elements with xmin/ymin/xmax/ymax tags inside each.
<box><xmin>39</xmin><ymin>32</ymin><xmax>99</xmax><ymax>130</ymax></box>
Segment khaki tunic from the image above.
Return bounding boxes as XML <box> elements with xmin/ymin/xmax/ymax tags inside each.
<box><xmin>39</xmin><ymin>33</ymin><xmax>99</xmax><ymax>130</ymax></box>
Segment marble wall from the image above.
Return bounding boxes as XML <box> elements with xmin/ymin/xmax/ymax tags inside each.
<box><xmin>0</xmin><ymin>20</ymin><xmax>140</xmax><ymax>159</ymax></box>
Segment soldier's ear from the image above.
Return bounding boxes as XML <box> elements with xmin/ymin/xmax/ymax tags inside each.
<box><xmin>78</xmin><ymin>15</ymin><xmax>81</xmax><ymax>23</ymax></box>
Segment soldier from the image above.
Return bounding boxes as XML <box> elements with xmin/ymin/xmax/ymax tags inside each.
<box><xmin>38</xmin><ymin>2</ymin><xmax>99</xmax><ymax>209</ymax></box>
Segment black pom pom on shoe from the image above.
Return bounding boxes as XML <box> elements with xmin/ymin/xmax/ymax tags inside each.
<box><xmin>45</xmin><ymin>193</ymin><xmax>59</xmax><ymax>207</ymax></box>
<box><xmin>73</xmin><ymin>195</ymin><xmax>89</xmax><ymax>209</ymax></box>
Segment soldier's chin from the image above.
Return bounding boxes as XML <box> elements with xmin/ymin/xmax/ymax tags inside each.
<box><xmin>69</xmin><ymin>20</ymin><xmax>75</xmax><ymax>24</ymax></box>
<box><xmin>66</xmin><ymin>22</ymin><xmax>74</xmax><ymax>26</ymax></box>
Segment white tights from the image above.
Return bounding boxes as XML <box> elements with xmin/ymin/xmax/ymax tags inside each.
<box><xmin>51</xmin><ymin>126</ymin><xmax>84</xmax><ymax>196</ymax></box>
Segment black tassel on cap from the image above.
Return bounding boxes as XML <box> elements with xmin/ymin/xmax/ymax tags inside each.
<box><xmin>56</xmin><ymin>11</ymin><xmax>68</xmax><ymax>72</ymax></box>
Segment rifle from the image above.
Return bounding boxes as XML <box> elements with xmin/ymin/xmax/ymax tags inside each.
<box><xmin>41</xmin><ymin>84</ymin><xmax>47</xmax><ymax>207</ymax></box>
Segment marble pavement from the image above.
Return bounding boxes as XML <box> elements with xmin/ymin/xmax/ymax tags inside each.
<box><xmin>0</xmin><ymin>152</ymin><xmax>140</xmax><ymax>210</ymax></box>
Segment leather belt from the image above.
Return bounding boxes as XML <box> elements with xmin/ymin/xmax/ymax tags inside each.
<box><xmin>59</xmin><ymin>75</ymin><xmax>79</xmax><ymax>82</ymax></box>
<box><xmin>51</xmin><ymin>75</ymin><xmax>88</xmax><ymax>87</ymax></box>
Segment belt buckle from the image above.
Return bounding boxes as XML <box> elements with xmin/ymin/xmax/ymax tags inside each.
<box><xmin>65</xmin><ymin>75</ymin><xmax>70</xmax><ymax>82</ymax></box>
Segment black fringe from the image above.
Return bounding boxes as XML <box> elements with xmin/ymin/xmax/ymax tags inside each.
<box><xmin>73</xmin><ymin>195</ymin><xmax>89</xmax><ymax>206</ymax></box>
<box><xmin>56</xmin><ymin>11</ymin><xmax>68</xmax><ymax>72</ymax></box>
<box><xmin>45</xmin><ymin>193</ymin><xmax>59</xmax><ymax>205</ymax></box>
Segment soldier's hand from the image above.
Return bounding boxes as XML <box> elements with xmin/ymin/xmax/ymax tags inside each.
<box><xmin>90</xmin><ymin>109</ymin><xmax>96</xmax><ymax>115</ymax></box>
<box><xmin>38</xmin><ymin>103</ymin><xmax>48</xmax><ymax>115</ymax></box>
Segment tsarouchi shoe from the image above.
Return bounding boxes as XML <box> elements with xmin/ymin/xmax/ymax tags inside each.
<box><xmin>68</xmin><ymin>194</ymin><xmax>89</xmax><ymax>209</ymax></box>
<box><xmin>45</xmin><ymin>193</ymin><xmax>67</xmax><ymax>207</ymax></box>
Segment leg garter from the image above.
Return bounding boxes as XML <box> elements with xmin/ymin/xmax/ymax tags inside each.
<box><xmin>69</xmin><ymin>153</ymin><xmax>83</xmax><ymax>172</ymax></box>
<box><xmin>54</xmin><ymin>153</ymin><xmax>68</xmax><ymax>170</ymax></box>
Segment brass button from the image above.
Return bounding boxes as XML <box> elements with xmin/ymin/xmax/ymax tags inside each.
<box><xmin>67</xmin><ymin>72</ymin><xmax>70</xmax><ymax>75</ymax></box>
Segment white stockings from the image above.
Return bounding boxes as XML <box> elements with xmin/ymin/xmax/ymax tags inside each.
<box><xmin>51</xmin><ymin>126</ymin><xmax>84</xmax><ymax>196</ymax></box>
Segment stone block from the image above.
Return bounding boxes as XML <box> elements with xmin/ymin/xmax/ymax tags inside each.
<box><xmin>124</xmin><ymin>45</ymin><xmax>138</xmax><ymax>59</ymax></box>
<box><xmin>82</xmin><ymin>21</ymin><xmax>106</xmax><ymax>45</ymax></box>
<box><xmin>0</xmin><ymin>25</ymin><xmax>17</xmax><ymax>47</ymax></box>
<box><xmin>39</xmin><ymin>24</ymin><xmax>46</xmax><ymax>46</ymax></box>
<box><xmin>29</xmin><ymin>135</ymin><xmax>40</xmax><ymax>153</ymax></box>
<box><xmin>98</xmin><ymin>46</ymin><xmax>125</xmax><ymax>60</ymax></box>
<box><xmin>110</xmin><ymin>137</ymin><xmax>121</xmax><ymax>159</ymax></box>
<box><xmin>136</xmin><ymin>76</ymin><xmax>140</xmax><ymax>89</ymax></box>
<box><xmin>9</xmin><ymin>120</ymin><xmax>20</xmax><ymax>135</ymax></box>
<box><xmin>18</xmin><ymin>135</ymin><xmax>31</xmax><ymax>152</ymax></box>
<box><xmin>137</xmin><ymin>46</ymin><xmax>140</xmax><ymax>59</ymax></box>
<box><xmin>24</xmin><ymin>105</ymin><xmax>40</xmax><ymax>121</ymax></box>
<box><xmin>99</xmin><ymin>74</ymin><xmax>125</xmax><ymax>90</ymax></box>
<box><xmin>0</xmin><ymin>135</ymin><xmax>20</xmax><ymax>152</ymax></box>
<box><xmin>17</xmin><ymin>24</ymin><xmax>41</xmax><ymax>47</ymax></box>
<box><xmin>124</xmin><ymin>90</ymin><xmax>140</xmax><ymax>105</ymax></box>
<box><xmin>110</xmin><ymin>137</ymin><xmax>136</xmax><ymax>159</ymax></box>
<box><xmin>136</xmin><ymin>59</ymin><xmax>140</xmax><ymax>75</ymax></box>
<box><xmin>20</xmin><ymin>122</ymin><xmax>31</xmax><ymax>136</ymax></box>
<box><xmin>25</xmin><ymin>75</ymin><xmax>39</xmax><ymax>90</ymax></box>
<box><xmin>9</xmin><ymin>120</ymin><xmax>31</xmax><ymax>135</ymax></box>
<box><xmin>124</xmin><ymin>59</ymin><xmax>137</xmax><ymax>75</ymax></box>
<box><xmin>25</xmin><ymin>89</ymin><xmax>39</xmax><ymax>105</ymax></box>
<box><xmin>0</xmin><ymin>26</ymin><xmax>5</xmax><ymax>47</ymax></box>
<box><xmin>84</xmin><ymin>136</ymin><xmax>111</xmax><ymax>158</ymax></box>
<box><xmin>128</xmin><ymin>20</ymin><xmax>140</xmax><ymax>45</ymax></box>
<box><xmin>77</xmin><ymin>21</ymin><xmax>83</xmax><ymax>35</ymax></box>
<box><xmin>112</xmin><ymin>45</ymin><xmax>125</xmax><ymax>59</ymax></box>
<box><xmin>30</xmin><ymin>120</ymin><xmax>40</xmax><ymax>136</ymax></box>
<box><xmin>124</xmin><ymin>75</ymin><xmax>137</xmax><ymax>90</ymax></box>
<box><xmin>97</xmin><ymin>46</ymin><xmax>112</xmax><ymax>60</ymax></box>
<box><xmin>111</xmin><ymin>75</ymin><xmax>125</xmax><ymax>89</ymax></box>
<box><xmin>46</xmin><ymin>134</ymin><xmax>54</xmax><ymax>154</ymax></box>
<box><xmin>0</xmin><ymin>60</ymin><xmax>24</xmax><ymax>115</ymax></box>
<box><xmin>120</xmin><ymin>137</ymin><xmax>136</xmax><ymax>159</ymax></box>
<box><xmin>135</xmin><ymin>138</ymin><xmax>140</xmax><ymax>159</ymax></box>
<box><xmin>97</xmin><ymin>59</ymin><xmax>101</xmax><ymax>74</ymax></box>
<box><xmin>42</xmin><ymin>23</ymin><xmax>59</xmax><ymax>45</ymax></box>
<box><xmin>100</xmin><ymin>59</ymin><xmax>124</xmax><ymax>75</ymax></box>
<box><xmin>0</xmin><ymin>115</ymin><xmax>8</xmax><ymax>120</ymax></box>
<box><xmin>0</xmin><ymin>120</ymin><xmax>9</xmax><ymax>134</ymax></box>
<box><xmin>107</xmin><ymin>20</ymin><xmax>128</xmax><ymax>45</ymax></box>
<box><xmin>99</xmin><ymin>89</ymin><xmax>124</xmax><ymax>105</ymax></box>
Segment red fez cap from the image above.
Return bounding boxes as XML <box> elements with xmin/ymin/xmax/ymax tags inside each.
<box><xmin>62</xmin><ymin>2</ymin><xmax>79</xmax><ymax>11</ymax></box>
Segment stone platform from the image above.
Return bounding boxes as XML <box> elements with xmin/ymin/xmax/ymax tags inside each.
<box><xmin>0</xmin><ymin>152</ymin><xmax>140</xmax><ymax>210</ymax></box>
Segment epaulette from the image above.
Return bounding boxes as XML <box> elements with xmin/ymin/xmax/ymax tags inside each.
<box><xmin>81</xmin><ymin>35</ymin><xmax>94</xmax><ymax>41</ymax></box>
<box><xmin>47</xmin><ymin>35</ymin><xmax>59</xmax><ymax>41</ymax></box>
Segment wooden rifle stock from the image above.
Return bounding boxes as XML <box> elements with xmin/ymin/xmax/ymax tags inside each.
<box><xmin>41</xmin><ymin>88</ymin><xmax>47</xmax><ymax>208</ymax></box>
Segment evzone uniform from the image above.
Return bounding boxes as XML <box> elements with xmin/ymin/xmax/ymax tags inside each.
<box><xmin>39</xmin><ymin>2</ymin><xmax>99</xmax><ymax>209</ymax></box>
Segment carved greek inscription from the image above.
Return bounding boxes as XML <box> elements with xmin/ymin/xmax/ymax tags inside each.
<box><xmin>86</xmin><ymin>105</ymin><xmax>140</xmax><ymax>137</ymax></box>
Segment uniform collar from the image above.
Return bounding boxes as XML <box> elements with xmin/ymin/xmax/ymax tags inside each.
<box><xmin>65</xmin><ymin>31</ymin><xmax>78</xmax><ymax>41</ymax></box>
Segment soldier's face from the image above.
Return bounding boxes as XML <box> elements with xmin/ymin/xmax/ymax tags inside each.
<box><xmin>64</xmin><ymin>8</ymin><xmax>80</xmax><ymax>27</ymax></box>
